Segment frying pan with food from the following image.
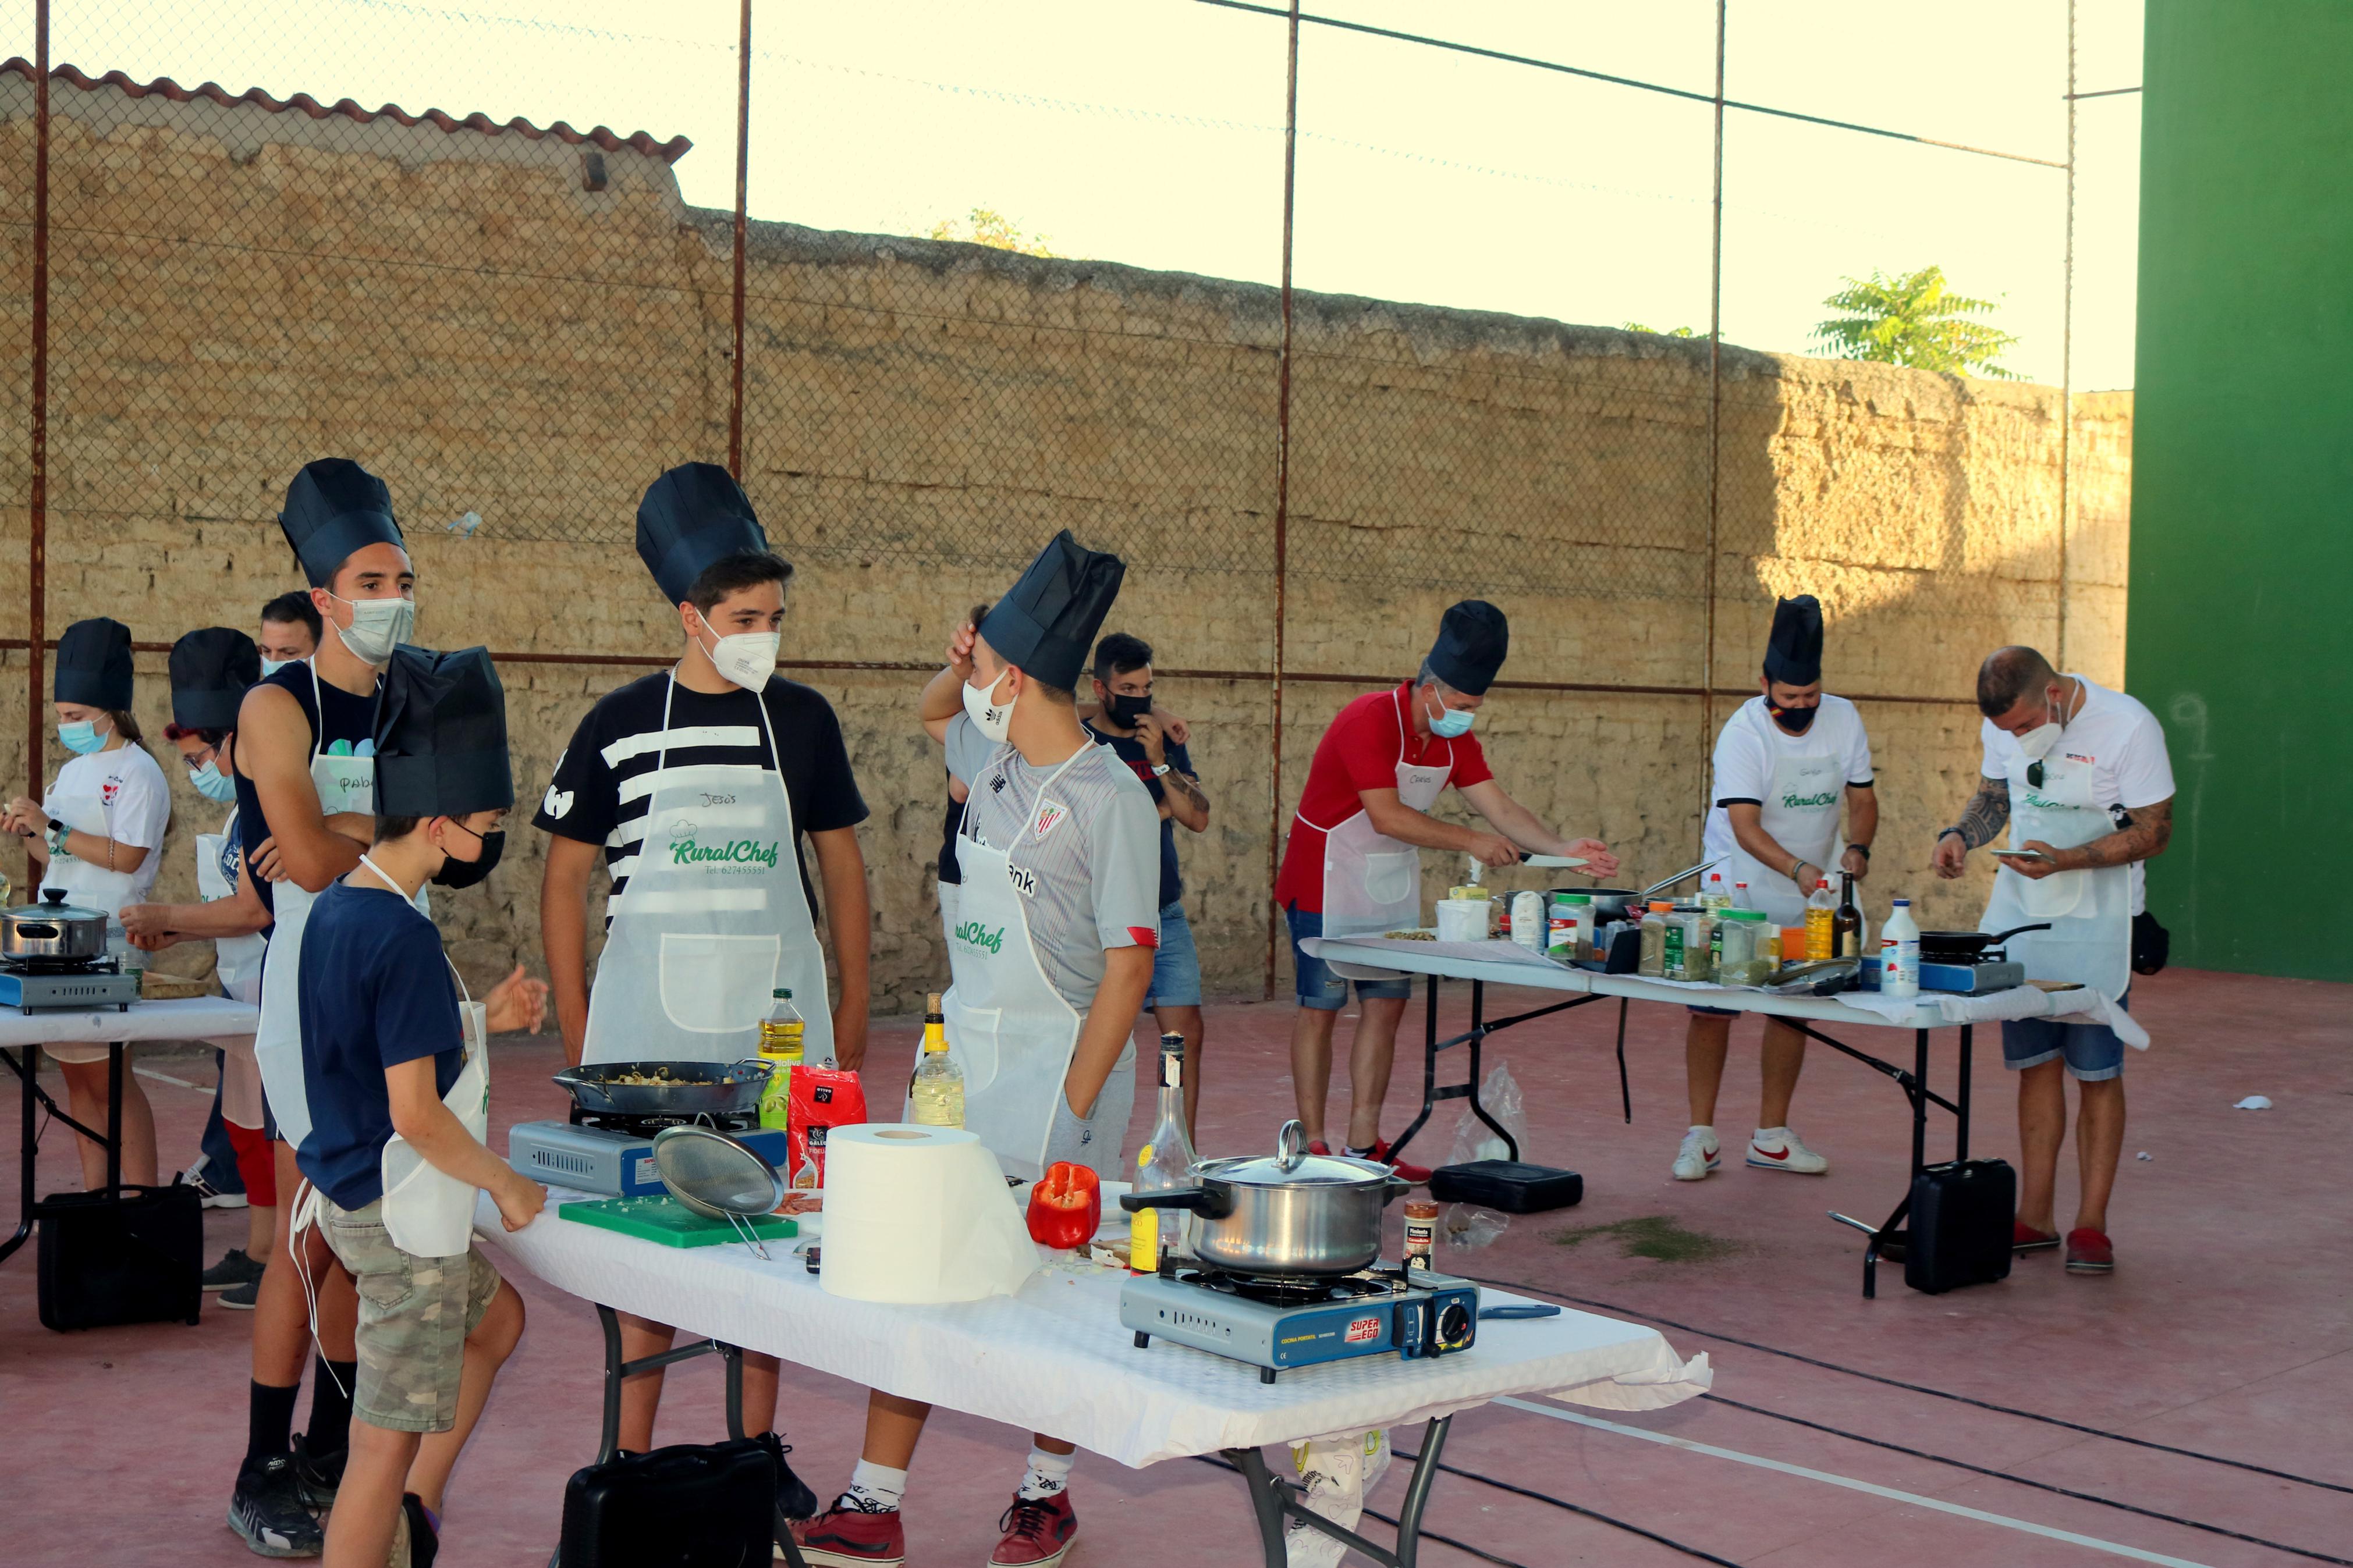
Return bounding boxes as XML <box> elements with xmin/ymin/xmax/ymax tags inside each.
<box><xmin>552</xmin><ymin>1058</ymin><xmax>769</xmax><ymax>1118</ymax></box>
<box><xmin>1918</xmin><ymin>923</ymin><xmax>2050</xmax><ymax>959</ymax></box>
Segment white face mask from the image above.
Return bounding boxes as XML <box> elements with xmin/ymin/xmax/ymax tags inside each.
<box><xmin>695</xmin><ymin>611</ymin><xmax>779</xmax><ymax>694</ymax></box>
<box><xmin>2014</xmin><ymin>682</ymin><xmax>2072</xmax><ymax>760</ymax></box>
<box><xmin>329</xmin><ymin>592</ymin><xmax>415</xmax><ymax>665</ymax></box>
<box><xmin>260</xmin><ymin>658</ymin><xmax>292</xmax><ymax>678</ymax></box>
<box><xmin>963</xmin><ymin>667</ymin><xmax>1014</xmax><ymax>742</ymax></box>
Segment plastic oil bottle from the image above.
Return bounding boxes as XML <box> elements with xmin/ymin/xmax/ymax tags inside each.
<box><xmin>1879</xmin><ymin>898</ymin><xmax>1922</xmax><ymax>998</ymax></box>
<box><xmin>1804</xmin><ymin>877</ymin><xmax>1837</xmax><ymax>962</ymax></box>
<box><xmin>910</xmin><ymin>991</ymin><xmax>965</xmax><ymax>1128</ymax></box>
<box><xmin>757</xmin><ymin>988</ymin><xmax>804</xmax><ymax>1131</ymax></box>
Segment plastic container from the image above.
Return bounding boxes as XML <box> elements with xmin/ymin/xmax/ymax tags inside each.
<box><xmin>1436</xmin><ymin>898</ymin><xmax>1488</xmax><ymax>942</ymax></box>
<box><xmin>1879</xmin><ymin>898</ymin><xmax>1922</xmax><ymax>998</ymax></box>
<box><xmin>1511</xmin><ymin>890</ymin><xmax>1546</xmax><ymax>951</ymax></box>
<box><xmin>1731</xmin><ymin>881</ymin><xmax>1751</xmax><ymax>912</ymax></box>
<box><xmin>1718</xmin><ymin>909</ymin><xmax>1772</xmax><ymax>986</ymax></box>
<box><xmin>1805</xmin><ymin>879</ymin><xmax>1837</xmax><ymax>961</ymax></box>
<box><xmin>1638</xmin><ymin>902</ymin><xmax>1671</xmax><ymax>977</ymax></box>
<box><xmin>1548</xmin><ymin>893</ymin><xmax>1592</xmax><ymax>960</ymax></box>
<box><xmin>910</xmin><ymin>993</ymin><xmax>965</xmax><ymax>1128</ymax></box>
<box><xmin>1403</xmin><ymin>1199</ymin><xmax>1440</xmax><ymax>1271</ymax></box>
<box><xmin>1700</xmin><ymin>873</ymin><xmax>1733</xmax><ymax>912</ymax></box>
<box><xmin>757</xmin><ymin>989</ymin><xmax>804</xmax><ymax>1132</ymax></box>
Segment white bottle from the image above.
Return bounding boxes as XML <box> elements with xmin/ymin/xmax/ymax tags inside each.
<box><xmin>1701</xmin><ymin>873</ymin><xmax>1732</xmax><ymax>912</ymax></box>
<box><xmin>1879</xmin><ymin>898</ymin><xmax>1921</xmax><ymax>998</ymax></box>
<box><xmin>1731</xmin><ymin>881</ymin><xmax>1751</xmax><ymax>912</ymax></box>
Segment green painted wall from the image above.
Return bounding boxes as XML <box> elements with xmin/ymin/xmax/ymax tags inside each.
<box><xmin>2128</xmin><ymin>1</ymin><xmax>2353</xmax><ymax>979</ymax></box>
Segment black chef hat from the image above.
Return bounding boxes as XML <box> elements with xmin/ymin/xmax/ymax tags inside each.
<box><xmin>1425</xmin><ymin>600</ymin><xmax>1510</xmax><ymax>695</ymax></box>
<box><xmin>168</xmin><ymin>627</ymin><xmax>261</xmax><ymax>731</ymax></box>
<box><xmin>279</xmin><ymin>459</ymin><xmax>406</xmax><ymax>589</ymax></box>
<box><xmin>978</xmin><ymin>531</ymin><xmax>1126</xmax><ymax>692</ymax></box>
<box><xmin>636</xmin><ymin>463</ymin><xmax>773</xmax><ymax>606</ymax></box>
<box><xmin>1763</xmin><ymin>595</ymin><xmax>1825</xmax><ymax>686</ymax></box>
<box><xmin>373</xmin><ymin>646</ymin><xmax>513</xmax><ymax>819</ymax></box>
<box><xmin>54</xmin><ymin>617</ymin><xmax>135</xmax><ymax>710</ymax></box>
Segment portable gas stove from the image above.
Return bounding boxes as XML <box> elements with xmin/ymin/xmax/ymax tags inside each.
<box><xmin>0</xmin><ymin>952</ymin><xmax>140</xmax><ymax>1012</ymax></box>
<box><xmin>506</xmin><ymin>1108</ymin><xmax>789</xmax><ymax>1198</ymax></box>
<box><xmin>1863</xmin><ymin>954</ymin><xmax>2027</xmax><ymax>995</ymax></box>
<box><xmin>1122</xmin><ymin>1263</ymin><xmax>1479</xmax><ymax>1384</ymax></box>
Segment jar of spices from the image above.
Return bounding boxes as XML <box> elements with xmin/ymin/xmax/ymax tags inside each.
<box><xmin>1403</xmin><ymin>1199</ymin><xmax>1441</xmax><ymax>1270</ymax></box>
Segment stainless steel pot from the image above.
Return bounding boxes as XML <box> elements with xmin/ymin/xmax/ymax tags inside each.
<box><xmin>1</xmin><ymin>888</ymin><xmax>111</xmax><ymax>965</ymax></box>
<box><xmin>1120</xmin><ymin>1120</ymin><xmax>1410</xmax><ymax>1277</ymax></box>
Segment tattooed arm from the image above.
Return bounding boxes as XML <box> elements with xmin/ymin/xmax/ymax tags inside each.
<box><xmin>1931</xmin><ymin>777</ymin><xmax>2009</xmax><ymax>879</ymax></box>
<box><xmin>2034</xmin><ymin>797</ymin><xmax>2174</xmax><ymax>874</ymax></box>
<box><xmin>1163</xmin><ymin>766</ymin><xmax>1212</xmax><ymax>832</ymax></box>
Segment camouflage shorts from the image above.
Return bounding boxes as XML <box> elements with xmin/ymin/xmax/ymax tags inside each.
<box><xmin>321</xmin><ymin>1198</ymin><xmax>502</xmax><ymax>1434</ymax></box>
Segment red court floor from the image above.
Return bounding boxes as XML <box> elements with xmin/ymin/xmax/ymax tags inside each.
<box><xmin>5</xmin><ymin>965</ymin><xmax>2348</xmax><ymax>1566</ymax></box>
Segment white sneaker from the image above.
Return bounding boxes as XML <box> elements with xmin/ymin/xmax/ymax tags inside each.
<box><xmin>1747</xmin><ymin>1127</ymin><xmax>1829</xmax><ymax>1174</ymax></box>
<box><xmin>1671</xmin><ymin>1127</ymin><xmax>1721</xmax><ymax>1181</ymax></box>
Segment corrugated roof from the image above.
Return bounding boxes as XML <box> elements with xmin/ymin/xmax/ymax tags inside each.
<box><xmin>0</xmin><ymin>57</ymin><xmax>692</xmax><ymax>163</ymax></box>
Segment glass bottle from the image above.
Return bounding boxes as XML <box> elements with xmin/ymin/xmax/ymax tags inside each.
<box><xmin>757</xmin><ymin>988</ymin><xmax>803</xmax><ymax>1131</ymax></box>
<box><xmin>1835</xmin><ymin>872</ymin><xmax>1864</xmax><ymax>959</ymax></box>
<box><xmin>909</xmin><ymin>991</ymin><xmax>964</xmax><ymax>1128</ymax></box>
<box><xmin>1129</xmin><ymin>1033</ymin><xmax>1198</xmax><ymax>1271</ymax></box>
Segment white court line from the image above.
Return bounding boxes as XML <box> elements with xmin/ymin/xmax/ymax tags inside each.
<box><xmin>1494</xmin><ymin>1397</ymin><xmax>2216</xmax><ymax>1568</ymax></box>
<box><xmin>133</xmin><ymin>1065</ymin><xmax>210</xmax><ymax>1093</ymax></box>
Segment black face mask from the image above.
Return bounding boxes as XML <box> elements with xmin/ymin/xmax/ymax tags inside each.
<box><xmin>1105</xmin><ymin>692</ymin><xmax>1154</xmax><ymax>730</ymax></box>
<box><xmin>1767</xmin><ymin>701</ymin><xmax>1819</xmax><ymax>735</ymax></box>
<box><xmin>431</xmin><ymin>827</ymin><xmax>505</xmax><ymax>889</ymax></box>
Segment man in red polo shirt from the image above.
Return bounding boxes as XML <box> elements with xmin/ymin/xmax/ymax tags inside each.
<box><xmin>1273</xmin><ymin>601</ymin><xmax>1619</xmax><ymax>1179</ymax></box>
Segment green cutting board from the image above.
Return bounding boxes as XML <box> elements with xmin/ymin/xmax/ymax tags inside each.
<box><xmin>560</xmin><ymin>1196</ymin><xmax>798</xmax><ymax>1249</ymax></box>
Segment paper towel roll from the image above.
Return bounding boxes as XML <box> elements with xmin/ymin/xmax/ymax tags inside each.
<box><xmin>819</xmin><ymin>1123</ymin><xmax>1042</xmax><ymax>1304</ymax></box>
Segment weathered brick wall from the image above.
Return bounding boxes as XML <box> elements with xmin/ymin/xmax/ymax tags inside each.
<box><xmin>0</xmin><ymin>70</ymin><xmax>2129</xmax><ymax>1011</ymax></box>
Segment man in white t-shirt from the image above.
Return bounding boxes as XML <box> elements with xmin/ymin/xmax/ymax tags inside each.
<box><xmin>1933</xmin><ymin>646</ymin><xmax>2174</xmax><ymax>1277</ymax></box>
<box><xmin>1677</xmin><ymin>596</ymin><xmax>1878</xmax><ymax>1182</ymax></box>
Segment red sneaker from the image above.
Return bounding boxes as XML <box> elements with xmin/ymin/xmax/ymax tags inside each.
<box><xmin>2012</xmin><ymin>1222</ymin><xmax>2060</xmax><ymax>1254</ymax></box>
<box><xmin>2064</xmin><ymin>1228</ymin><xmax>2114</xmax><ymax>1275</ymax></box>
<box><xmin>991</xmin><ymin>1491</ymin><xmax>1079</xmax><ymax>1567</ymax></box>
<box><xmin>1307</xmin><ymin>1140</ymin><xmax>1335</xmax><ymax>1157</ymax></box>
<box><xmin>1365</xmin><ymin>1140</ymin><xmax>1432</xmax><ymax>1186</ymax></box>
<box><xmin>790</xmin><ymin>1503</ymin><xmax>907</xmax><ymax>1567</ymax></box>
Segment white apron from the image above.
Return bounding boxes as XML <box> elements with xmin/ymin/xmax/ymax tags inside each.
<box><xmin>354</xmin><ymin>854</ymin><xmax>492</xmax><ymax>1257</ymax></box>
<box><xmin>942</xmin><ymin>744</ymin><xmax>1133</xmax><ymax>1183</ymax></box>
<box><xmin>1305</xmin><ymin>689</ymin><xmax>1454</xmax><ymax>981</ymax></box>
<box><xmin>196</xmin><ymin>809</ymin><xmax>267</xmax><ymax>1004</ymax></box>
<box><xmin>37</xmin><ymin>790</ymin><xmax>141</xmax><ymax>916</ymax></box>
<box><xmin>255</xmin><ymin>660</ymin><xmax>427</xmax><ymax>1147</ymax></box>
<box><xmin>1722</xmin><ymin>730</ymin><xmax>1846</xmax><ymax>927</ymax></box>
<box><xmin>1982</xmin><ymin>752</ymin><xmax>2134</xmax><ymax>1008</ymax></box>
<box><xmin>582</xmin><ymin>674</ymin><xmax>832</xmax><ymax>1066</ymax></box>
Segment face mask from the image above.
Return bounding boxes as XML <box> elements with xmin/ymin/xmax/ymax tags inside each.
<box><xmin>58</xmin><ymin>718</ymin><xmax>108</xmax><ymax>755</ymax></box>
<box><xmin>1426</xmin><ymin>691</ymin><xmax>1476</xmax><ymax>739</ymax></box>
<box><xmin>330</xmin><ymin>592</ymin><xmax>415</xmax><ymax>665</ymax></box>
<box><xmin>697</xmin><ymin>612</ymin><xmax>780</xmax><ymax>694</ymax></box>
<box><xmin>1768</xmin><ymin>700</ymin><xmax>1819</xmax><ymax>735</ymax></box>
<box><xmin>430</xmin><ymin>824</ymin><xmax>505</xmax><ymax>889</ymax></box>
<box><xmin>260</xmin><ymin>659</ymin><xmax>292</xmax><ymax>678</ymax></box>
<box><xmin>190</xmin><ymin>759</ymin><xmax>238</xmax><ymax>803</ymax></box>
<box><xmin>2015</xmin><ymin>685</ymin><xmax>2071</xmax><ymax>761</ymax></box>
<box><xmin>964</xmin><ymin>669</ymin><xmax>1015</xmax><ymax>742</ymax></box>
<box><xmin>1105</xmin><ymin>692</ymin><xmax>1153</xmax><ymax>730</ymax></box>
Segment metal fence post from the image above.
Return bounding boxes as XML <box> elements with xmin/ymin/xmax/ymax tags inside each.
<box><xmin>26</xmin><ymin>0</ymin><xmax>52</xmax><ymax>807</ymax></box>
<box><xmin>2058</xmin><ymin>0</ymin><xmax>2077</xmax><ymax>669</ymax></box>
<box><xmin>728</xmin><ymin>0</ymin><xmax>753</xmax><ymax>478</ymax></box>
<box><xmin>1264</xmin><ymin>0</ymin><xmax>1300</xmax><ymax>1002</ymax></box>
<box><xmin>1701</xmin><ymin>0</ymin><xmax>1726</xmax><ymax>830</ymax></box>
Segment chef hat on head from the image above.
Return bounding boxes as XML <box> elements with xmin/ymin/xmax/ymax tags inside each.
<box><xmin>1425</xmin><ymin>600</ymin><xmax>1510</xmax><ymax>695</ymax></box>
<box><xmin>54</xmin><ymin>617</ymin><xmax>134</xmax><ymax>710</ymax></box>
<box><xmin>1763</xmin><ymin>595</ymin><xmax>1825</xmax><ymax>686</ymax></box>
<box><xmin>279</xmin><ymin>459</ymin><xmax>404</xmax><ymax>589</ymax></box>
<box><xmin>978</xmin><ymin>530</ymin><xmax>1126</xmax><ymax>692</ymax></box>
<box><xmin>372</xmin><ymin>646</ymin><xmax>513</xmax><ymax>820</ymax></box>
<box><xmin>635</xmin><ymin>463</ymin><xmax>772</xmax><ymax>606</ymax></box>
<box><xmin>168</xmin><ymin>628</ymin><xmax>261</xmax><ymax>731</ymax></box>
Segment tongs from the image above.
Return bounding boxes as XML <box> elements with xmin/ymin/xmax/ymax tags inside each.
<box><xmin>1633</xmin><ymin>856</ymin><xmax>1723</xmax><ymax>902</ymax></box>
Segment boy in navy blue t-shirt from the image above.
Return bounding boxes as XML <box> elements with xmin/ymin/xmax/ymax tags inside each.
<box><xmin>296</xmin><ymin>646</ymin><xmax>546</xmax><ymax>1566</ymax></box>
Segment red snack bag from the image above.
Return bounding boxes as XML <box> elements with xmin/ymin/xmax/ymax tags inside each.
<box><xmin>787</xmin><ymin>1066</ymin><xmax>867</xmax><ymax>1190</ymax></box>
<box><xmin>1025</xmin><ymin>1161</ymin><xmax>1102</xmax><ymax>1249</ymax></box>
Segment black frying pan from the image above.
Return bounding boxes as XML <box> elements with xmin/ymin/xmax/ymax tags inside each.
<box><xmin>1919</xmin><ymin>923</ymin><xmax>2049</xmax><ymax>958</ymax></box>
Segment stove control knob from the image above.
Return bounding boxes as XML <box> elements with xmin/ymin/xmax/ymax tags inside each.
<box><xmin>1438</xmin><ymin>1302</ymin><xmax>1471</xmax><ymax>1346</ymax></box>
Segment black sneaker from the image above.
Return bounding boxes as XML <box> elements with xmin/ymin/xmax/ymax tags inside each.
<box><xmin>220</xmin><ymin>1275</ymin><xmax>261</xmax><ymax>1310</ymax></box>
<box><xmin>203</xmin><ymin>1247</ymin><xmax>266</xmax><ymax>1292</ymax></box>
<box><xmin>291</xmin><ymin>1434</ymin><xmax>346</xmax><ymax>1511</ymax></box>
<box><xmin>183</xmin><ymin>1160</ymin><xmax>251</xmax><ymax>1211</ymax></box>
<box><xmin>399</xmin><ymin>1492</ymin><xmax>440</xmax><ymax>1568</ymax></box>
<box><xmin>228</xmin><ymin>1456</ymin><xmax>323</xmax><ymax>1558</ymax></box>
<box><xmin>775</xmin><ymin>1438</ymin><xmax>821</xmax><ymax>1523</ymax></box>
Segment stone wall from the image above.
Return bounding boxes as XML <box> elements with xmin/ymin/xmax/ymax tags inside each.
<box><xmin>0</xmin><ymin>67</ymin><xmax>2130</xmax><ymax>1012</ymax></box>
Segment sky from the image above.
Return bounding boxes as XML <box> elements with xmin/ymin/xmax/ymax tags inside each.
<box><xmin>14</xmin><ymin>0</ymin><xmax>2145</xmax><ymax>388</ymax></box>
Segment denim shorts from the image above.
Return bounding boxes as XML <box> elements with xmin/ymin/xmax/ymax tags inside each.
<box><xmin>1145</xmin><ymin>898</ymin><xmax>1204</xmax><ymax>1010</ymax></box>
<box><xmin>1286</xmin><ymin>905</ymin><xmax>1412</xmax><ymax>1012</ymax></box>
<box><xmin>2001</xmin><ymin>989</ymin><xmax>2131</xmax><ymax>1082</ymax></box>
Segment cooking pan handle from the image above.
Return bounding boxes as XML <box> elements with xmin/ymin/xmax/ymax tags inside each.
<box><xmin>1380</xmin><ymin>1175</ymin><xmax>1411</xmax><ymax>1206</ymax></box>
<box><xmin>1987</xmin><ymin>922</ymin><xmax>2052</xmax><ymax>945</ymax></box>
<box><xmin>1118</xmin><ymin>1186</ymin><xmax>1236</xmax><ymax>1220</ymax></box>
<box><xmin>1276</xmin><ymin>1118</ymin><xmax>1306</xmax><ymax>1172</ymax></box>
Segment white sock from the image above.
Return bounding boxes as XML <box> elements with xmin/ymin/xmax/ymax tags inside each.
<box><xmin>1688</xmin><ymin>1124</ymin><xmax>1715</xmax><ymax>1137</ymax></box>
<box><xmin>1754</xmin><ymin>1126</ymin><xmax>1786</xmax><ymax>1142</ymax></box>
<box><xmin>844</xmin><ymin>1460</ymin><xmax>907</xmax><ymax>1514</ymax></box>
<box><xmin>1018</xmin><ymin>1446</ymin><xmax>1076</xmax><ymax>1501</ymax></box>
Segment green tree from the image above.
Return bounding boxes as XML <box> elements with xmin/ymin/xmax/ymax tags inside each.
<box><xmin>1623</xmin><ymin>322</ymin><xmax>1699</xmax><ymax>337</ymax></box>
<box><xmin>1811</xmin><ymin>265</ymin><xmax>2020</xmax><ymax>378</ymax></box>
<box><xmin>927</xmin><ymin>208</ymin><xmax>1057</xmax><ymax>258</ymax></box>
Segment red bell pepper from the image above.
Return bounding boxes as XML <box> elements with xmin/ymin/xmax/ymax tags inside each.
<box><xmin>1025</xmin><ymin>1161</ymin><xmax>1102</xmax><ymax>1249</ymax></box>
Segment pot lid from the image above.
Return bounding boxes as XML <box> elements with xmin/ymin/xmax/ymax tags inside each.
<box><xmin>5</xmin><ymin>890</ymin><xmax>108</xmax><ymax>924</ymax></box>
<box><xmin>1200</xmin><ymin>1121</ymin><xmax>1396</xmax><ymax>1189</ymax></box>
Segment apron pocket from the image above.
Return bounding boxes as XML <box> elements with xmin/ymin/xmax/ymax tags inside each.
<box><xmin>657</xmin><ymin>932</ymin><xmax>782</xmax><ymax>1034</ymax></box>
<box><xmin>943</xmin><ymin>997</ymin><xmax>1003</xmax><ymax>1094</ymax></box>
<box><xmin>1361</xmin><ymin>851</ymin><xmax>1416</xmax><ymax>908</ymax></box>
<box><xmin>2019</xmin><ymin>867</ymin><xmax>2088</xmax><ymax>920</ymax></box>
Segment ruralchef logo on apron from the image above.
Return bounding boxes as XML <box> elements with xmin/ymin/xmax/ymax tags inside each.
<box><xmin>954</xmin><ymin>919</ymin><xmax>1006</xmax><ymax>955</ymax></box>
<box><xmin>1780</xmin><ymin>789</ymin><xmax>1840</xmax><ymax>810</ymax></box>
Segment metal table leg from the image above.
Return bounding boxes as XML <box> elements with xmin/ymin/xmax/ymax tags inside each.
<box><xmin>1223</xmin><ymin>1416</ymin><xmax>1453</xmax><ymax>1568</ymax></box>
<box><xmin>2</xmin><ymin>1046</ymin><xmax>36</xmax><ymax>1264</ymax></box>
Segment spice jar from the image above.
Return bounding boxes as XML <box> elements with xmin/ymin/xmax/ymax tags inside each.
<box><xmin>1403</xmin><ymin>1199</ymin><xmax>1441</xmax><ymax>1271</ymax></box>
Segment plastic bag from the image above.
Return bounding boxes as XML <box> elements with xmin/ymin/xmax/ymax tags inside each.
<box><xmin>1284</xmin><ymin>1428</ymin><xmax>1392</xmax><ymax>1567</ymax></box>
<box><xmin>1440</xmin><ymin>1062</ymin><xmax>1528</xmax><ymax>1251</ymax></box>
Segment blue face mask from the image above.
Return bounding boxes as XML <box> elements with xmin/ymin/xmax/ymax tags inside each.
<box><xmin>1427</xmin><ymin>692</ymin><xmax>1477</xmax><ymax>739</ymax></box>
<box><xmin>260</xmin><ymin>659</ymin><xmax>292</xmax><ymax>678</ymax></box>
<box><xmin>190</xmin><ymin>759</ymin><xmax>238</xmax><ymax>803</ymax></box>
<box><xmin>58</xmin><ymin>718</ymin><xmax>108</xmax><ymax>755</ymax></box>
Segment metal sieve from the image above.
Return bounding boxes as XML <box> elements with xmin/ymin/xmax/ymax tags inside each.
<box><xmin>651</xmin><ymin>1126</ymin><xmax>789</xmax><ymax>1258</ymax></box>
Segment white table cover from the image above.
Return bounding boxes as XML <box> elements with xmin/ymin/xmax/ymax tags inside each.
<box><xmin>480</xmin><ymin>1190</ymin><xmax>1710</xmax><ymax>1468</ymax></box>
<box><xmin>0</xmin><ymin>993</ymin><xmax>260</xmax><ymax>1049</ymax></box>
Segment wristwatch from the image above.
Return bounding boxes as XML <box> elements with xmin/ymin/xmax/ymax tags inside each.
<box><xmin>1936</xmin><ymin>827</ymin><xmax>1966</xmax><ymax>844</ymax></box>
<box><xmin>1149</xmin><ymin>763</ymin><xmax>1172</xmax><ymax>777</ymax></box>
<box><xmin>46</xmin><ymin>820</ymin><xmax>70</xmax><ymax>855</ymax></box>
<box><xmin>1852</xmin><ymin>844</ymin><xmax>1873</xmax><ymax>861</ymax></box>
